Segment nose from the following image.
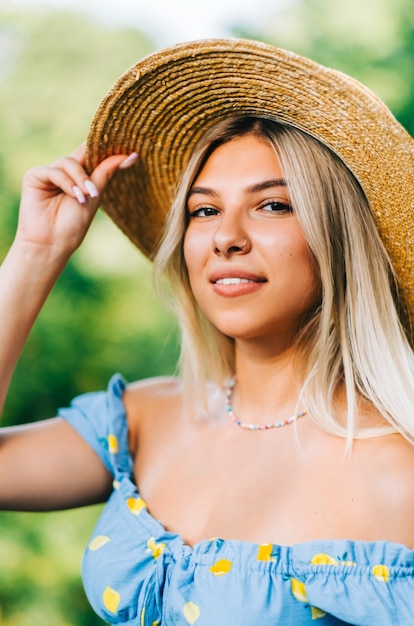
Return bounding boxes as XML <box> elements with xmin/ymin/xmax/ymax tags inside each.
<box><xmin>213</xmin><ymin>220</ymin><xmax>251</xmax><ymax>257</ymax></box>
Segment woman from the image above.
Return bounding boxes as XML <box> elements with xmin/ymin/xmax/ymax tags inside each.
<box><xmin>1</xmin><ymin>39</ymin><xmax>414</xmax><ymax>625</ymax></box>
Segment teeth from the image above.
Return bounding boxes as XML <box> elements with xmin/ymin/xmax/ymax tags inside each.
<box><xmin>216</xmin><ymin>278</ymin><xmax>253</xmax><ymax>284</ymax></box>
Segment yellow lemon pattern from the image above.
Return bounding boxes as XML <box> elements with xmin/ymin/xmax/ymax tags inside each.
<box><xmin>88</xmin><ymin>535</ymin><xmax>111</xmax><ymax>551</ymax></box>
<box><xmin>209</xmin><ymin>559</ymin><xmax>232</xmax><ymax>576</ymax></box>
<box><xmin>372</xmin><ymin>564</ymin><xmax>390</xmax><ymax>583</ymax></box>
<box><xmin>146</xmin><ymin>537</ymin><xmax>167</xmax><ymax>560</ymax></box>
<box><xmin>291</xmin><ymin>578</ymin><xmax>326</xmax><ymax>620</ymax></box>
<box><xmin>311</xmin><ymin>606</ymin><xmax>328</xmax><ymax>620</ymax></box>
<box><xmin>103</xmin><ymin>586</ymin><xmax>121</xmax><ymax>614</ymax></box>
<box><xmin>310</xmin><ymin>553</ymin><xmax>338</xmax><ymax>566</ymax></box>
<box><xmin>65</xmin><ymin>376</ymin><xmax>408</xmax><ymax>625</ymax></box>
<box><xmin>183</xmin><ymin>601</ymin><xmax>201</xmax><ymax>625</ymax></box>
<box><xmin>107</xmin><ymin>434</ymin><xmax>119</xmax><ymax>454</ymax></box>
<box><xmin>140</xmin><ymin>607</ymin><xmax>160</xmax><ymax>626</ymax></box>
<box><xmin>340</xmin><ymin>560</ymin><xmax>357</xmax><ymax>567</ymax></box>
<box><xmin>291</xmin><ymin>578</ymin><xmax>309</xmax><ymax>603</ymax></box>
<box><xmin>257</xmin><ymin>543</ymin><xmax>277</xmax><ymax>562</ymax></box>
<box><xmin>126</xmin><ymin>496</ymin><xmax>147</xmax><ymax>515</ymax></box>
<box><xmin>311</xmin><ymin>552</ymin><xmax>356</xmax><ymax>567</ymax></box>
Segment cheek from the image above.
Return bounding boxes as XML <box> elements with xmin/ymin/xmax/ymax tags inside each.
<box><xmin>183</xmin><ymin>229</ymin><xmax>209</xmax><ymax>275</ymax></box>
<box><xmin>182</xmin><ymin>232</ymin><xmax>195</xmax><ymax>276</ymax></box>
<box><xmin>284</xmin><ymin>230</ymin><xmax>321</xmax><ymax>301</ymax></box>
<box><xmin>299</xmin><ymin>247</ymin><xmax>321</xmax><ymax>304</ymax></box>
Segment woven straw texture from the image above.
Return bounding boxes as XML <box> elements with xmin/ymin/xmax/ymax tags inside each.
<box><xmin>86</xmin><ymin>38</ymin><xmax>414</xmax><ymax>337</ymax></box>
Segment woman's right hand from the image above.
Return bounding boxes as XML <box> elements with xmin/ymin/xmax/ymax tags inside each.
<box><xmin>0</xmin><ymin>144</ymin><xmax>138</xmax><ymax>416</ymax></box>
<box><xmin>15</xmin><ymin>143</ymin><xmax>138</xmax><ymax>260</ymax></box>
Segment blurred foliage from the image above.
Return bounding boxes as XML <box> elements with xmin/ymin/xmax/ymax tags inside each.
<box><xmin>0</xmin><ymin>7</ymin><xmax>178</xmax><ymax>626</ymax></box>
<box><xmin>0</xmin><ymin>507</ymin><xmax>106</xmax><ymax>625</ymax></box>
<box><xmin>1</xmin><ymin>0</ymin><xmax>414</xmax><ymax>624</ymax></box>
<box><xmin>0</xmin><ymin>8</ymin><xmax>179</xmax><ymax>423</ymax></box>
<box><xmin>235</xmin><ymin>0</ymin><xmax>414</xmax><ymax>135</ymax></box>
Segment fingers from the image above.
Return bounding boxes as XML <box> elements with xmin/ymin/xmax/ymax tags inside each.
<box><xmin>68</xmin><ymin>142</ymin><xmax>138</xmax><ymax>173</ymax></box>
<box><xmin>118</xmin><ymin>153</ymin><xmax>139</xmax><ymax>170</ymax></box>
<box><xmin>25</xmin><ymin>146</ymin><xmax>139</xmax><ymax>206</ymax></box>
<box><xmin>54</xmin><ymin>147</ymin><xmax>139</xmax><ymax>199</ymax></box>
<box><xmin>50</xmin><ymin>153</ymin><xmax>99</xmax><ymax>204</ymax></box>
<box><xmin>25</xmin><ymin>159</ymin><xmax>97</xmax><ymax>206</ymax></box>
<box><xmin>88</xmin><ymin>152</ymin><xmax>139</xmax><ymax>193</ymax></box>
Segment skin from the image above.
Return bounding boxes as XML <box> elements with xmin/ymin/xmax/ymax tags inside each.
<box><xmin>184</xmin><ymin>135</ymin><xmax>320</xmax><ymax>356</ymax></box>
<box><xmin>1</xmin><ymin>136</ymin><xmax>414</xmax><ymax>549</ymax></box>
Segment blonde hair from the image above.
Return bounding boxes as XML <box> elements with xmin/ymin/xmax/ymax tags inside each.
<box><xmin>154</xmin><ymin>116</ymin><xmax>414</xmax><ymax>443</ymax></box>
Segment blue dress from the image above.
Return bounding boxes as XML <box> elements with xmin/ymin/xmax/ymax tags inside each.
<box><xmin>59</xmin><ymin>375</ymin><xmax>414</xmax><ymax>625</ymax></box>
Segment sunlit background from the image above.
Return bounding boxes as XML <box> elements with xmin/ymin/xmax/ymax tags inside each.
<box><xmin>1</xmin><ymin>0</ymin><xmax>413</xmax><ymax>623</ymax></box>
<box><xmin>6</xmin><ymin>0</ymin><xmax>291</xmax><ymax>43</ymax></box>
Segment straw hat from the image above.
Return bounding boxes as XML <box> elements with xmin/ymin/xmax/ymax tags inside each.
<box><xmin>86</xmin><ymin>38</ymin><xmax>414</xmax><ymax>336</ymax></box>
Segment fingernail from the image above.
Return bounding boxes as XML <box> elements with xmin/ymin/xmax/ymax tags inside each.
<box><xmin>73</xmin><ymin>185</ymin><xmax>86</xmax><ymax>204</ymax></box>
<box><xmin>118</xmin><ymin>152</ymin><xmax>138</xmax><ymax>170</ymax></box>
<box><xmin>84</xmin><ymin>179</ymin><xmax>99</xmax><ymax>198</ymax></box>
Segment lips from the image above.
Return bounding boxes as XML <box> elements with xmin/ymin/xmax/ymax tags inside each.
<box><xmin>210</xmin><ymin>270</ymin><xmax>267</xmax><ymax>285</ymax></box>
<box><xmin>210</xmin><ymin>269</ymin><xmax>267</xmax><ymax>296</ymax></box>
<box><xmin>216</xmin><ymin>277</ymin><xmax>256</xmax><ymax>285</ymax></box>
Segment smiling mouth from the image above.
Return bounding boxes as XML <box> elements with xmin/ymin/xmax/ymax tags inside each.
<box><xmin>215</xmin><ymin>278</ymin><xmax>257</xmax><ymax>285</ymax></box>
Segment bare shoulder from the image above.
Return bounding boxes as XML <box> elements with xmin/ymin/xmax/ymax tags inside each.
<box><xmin>362</xmin><ymin>433</ymin><xmax>414</xmax><ymax>543</ymax></box>
<box><xmin>122</xmin><ymin>376</ymin><xmax>185</xmax><ymax>454</ymax></box>
<box><xmin>124</xmin><ymin>375</ymin><xmax>184</xmax><ymax>416</ymax></box>
<box><xmin>369</xmin><ymin>432</ymin><xmax>414</xmax><ymax>476</ymax></box>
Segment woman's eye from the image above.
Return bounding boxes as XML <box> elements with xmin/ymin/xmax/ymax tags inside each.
<box><xmin>260</xmin><ymin>200</ymin><xmax>293</xmax><ymax>213</ymax></box>
<box><xmin>188</xmin><ymin>206</ymin><xmax>219</xmax><ymax>218</ymax></box>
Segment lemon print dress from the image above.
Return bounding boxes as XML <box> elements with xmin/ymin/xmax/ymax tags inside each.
<box><xmin>59</xmin><ymin>375</ymin><xmax>414</xmax><ymax>625</ymax></box>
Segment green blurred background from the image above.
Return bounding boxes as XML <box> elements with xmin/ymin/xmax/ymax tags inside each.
<box><xmin>0</xmin><ymin>0</ymin><xmax>413</xmax><ymax>623</ymax></box>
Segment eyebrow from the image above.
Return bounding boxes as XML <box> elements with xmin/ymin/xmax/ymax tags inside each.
<box><xmin>188</xmin><ymin>179</ymin><xmax>288</xmax><ymax>198</ymax></box>
<box><xmin>246</xmin><ymin>178</ymin><xmax>288</xmax><ymax>193</ymax></box>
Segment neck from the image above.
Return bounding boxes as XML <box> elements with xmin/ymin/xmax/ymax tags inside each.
<box><xmin>231</xmin><ymin>342</ymin><xmax>304</xmax><ymax>425</ymax></box>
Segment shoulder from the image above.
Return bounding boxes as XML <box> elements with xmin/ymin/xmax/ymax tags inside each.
<box><xmin>376</xmin><ymin>434</ymin><xmax>414</xmax><ymax>492</ymax></box>
<box><xmin>361</xmin><ymin>433</ymin><xmax>414</xmax><ymax>546</ymax></box>
<box><xmin>124</xmin><ymin>375</ymin><xmax>184</xmax><ymax>408</ymax></box>
<box><xmin>365</xmin><ymin>432</ymin><xmax>414</xmax><ymax>483</ymax></box>
<box><xmin>122</xmin><ymin>376</ymin><xmax>185</xmax><ymax>455</ymax></box>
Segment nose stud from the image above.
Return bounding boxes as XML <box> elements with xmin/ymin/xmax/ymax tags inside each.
<box><xmin>214</xmin><ymin>236</ymin><xmax>249</xmax><ymax>255</ymax></box>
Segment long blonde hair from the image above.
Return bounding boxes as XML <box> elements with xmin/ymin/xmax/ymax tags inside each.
<box><xmin>154</xmin><ymin>116</ymin><xmax>414</xmax><ymax>443</ymax></box>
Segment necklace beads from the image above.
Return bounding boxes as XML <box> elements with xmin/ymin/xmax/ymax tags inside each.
<box><xmin>226</xmin><ymin>377</ymin><xmax>307</xmax><ymax>431</ymax></box>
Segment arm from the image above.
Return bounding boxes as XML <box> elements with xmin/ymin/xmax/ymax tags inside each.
<box><xmin>0</xmin><ymin>145</ymin><xmax>138</xmax><ymax>510</ymax></box>
<box><xmin>0</xmin><ymin>419</ymin><xmax>114</xmax><ymax>511</ymax></box>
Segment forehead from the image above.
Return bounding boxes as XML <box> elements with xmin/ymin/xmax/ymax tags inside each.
<box><xmin>194</xmin><ymin>134</ymin><xmax>285</xmax><ymax>183</ymax></box>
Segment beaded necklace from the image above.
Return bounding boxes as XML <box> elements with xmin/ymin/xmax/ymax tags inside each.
<box><xmin>226</xmin><ymin>377</ymin><xmax>307</xmax><ymax>431</ymax></box>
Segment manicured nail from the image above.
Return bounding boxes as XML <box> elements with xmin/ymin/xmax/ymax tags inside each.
<box><xmin>84</xmin><ymin>179</ymin><xmax>99</xmax><ymax>198</ymax></box>
<box><xmin>118</xmin><ymin>152</ymin><xmax>138</xmax><ymax>170</ymax></box>
<box><xmin>73</xmin><ymin>185</ymin><xmax>86</xmax><ymax>204</ymax></box>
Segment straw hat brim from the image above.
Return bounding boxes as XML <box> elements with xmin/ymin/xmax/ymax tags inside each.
<box><xmin>86</xmin><ymin>38</ymin><xmax>414</xmax><ymax>337</ymax></box>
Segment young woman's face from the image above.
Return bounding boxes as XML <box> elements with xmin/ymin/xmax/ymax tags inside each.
<box><xmin>183</xmin><ymin>134</ymin><xmax>321</xmax><ymax>350</ymax></box>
